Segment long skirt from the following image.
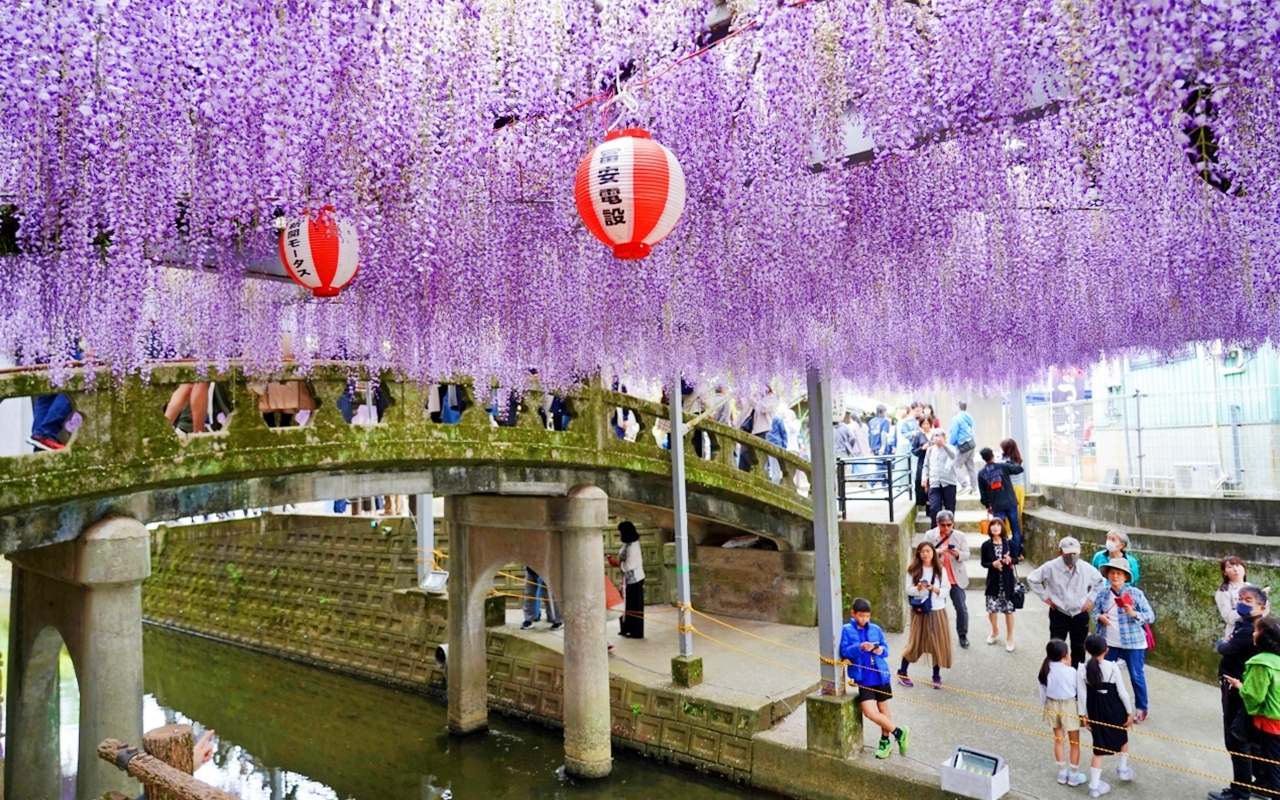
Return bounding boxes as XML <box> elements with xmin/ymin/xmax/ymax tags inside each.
<box><xmin>621</xmin><ymin>579</ymin><xmax>645</xmax><ymax>638</ymax></box>
<box><xmin>902</xmin><ymin>608</ymin><xmax>953</xmax><ymax>668</ymax></box>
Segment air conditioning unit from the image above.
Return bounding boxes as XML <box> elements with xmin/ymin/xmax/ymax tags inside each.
<box><xmin>1174</xmin><ymin>463</ymin><xmax>1221</xmax><ymax>494</ymax></box>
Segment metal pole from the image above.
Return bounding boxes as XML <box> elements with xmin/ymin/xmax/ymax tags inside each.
<box><xmin>1009</xmin><ymin>388</ymin><xmax>1031</xmax><ymax>489</ymax></box>
<box><xmin>416</xmin><ymin>492</ymin><xmax>434</xmax><ymax>585</ymax></box>
<box><xmin>806</xmin><ymin>366</ymin><xmax>843</xmax><ymax>695</ymax></box>
<box><xmin>1134</xmin><ymin>390</ymin><xmax>1145</xmax><ymax>495</ymax></box>
<box><xmin>670</xmin><ymin>376</ymin><xmax>694</xmax><ymax>657</ymax></box>
<box><xmin>1121</xmin><ymin>390</ymin><xmax>1134</xmax><ymax>490</ymax></box>
<box><xmin>886</xmin><ymin>458</ymin><xmax>895</xmax><ymax>522</ymax></box>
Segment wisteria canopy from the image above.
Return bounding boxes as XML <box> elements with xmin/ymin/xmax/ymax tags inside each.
<box><xmin>0</xmin><ymin>0</ymin><xmax>1278</xmax><ymax>392</ymax></box>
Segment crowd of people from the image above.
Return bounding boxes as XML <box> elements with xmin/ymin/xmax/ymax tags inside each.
<box><xmin>843</xmin><ymin>519</ymin><xmax>1277</xmax><ymax>798</ymax></box>
<box><xmin>837</xmin><ymin>407</ymin><xmax>1277</xmax><ymax>800</ymax></box>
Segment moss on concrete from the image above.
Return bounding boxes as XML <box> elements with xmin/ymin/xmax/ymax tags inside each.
<box><xmin>839</xmin><ymin>508</ymin><xmax>915</xmax><ymax>633</ymax></box>
<box><xmin>0</xmin><ymin>370</ymin><xmax>812</xmax><ymax>553</ymax></box>
<box><xmin>671</xmin><ymin>655</ymin><xmax>704</xmax><ymax>688</ymax></box>
<box><xmin>1025</xmin><ymin>507</ymin><xmax>1280</xmax><ymax>684</ymax></box>
<box><xmin>804</xmin><ymin>693</ymin><xmax>862</xmax><ymax>758</ymax></box>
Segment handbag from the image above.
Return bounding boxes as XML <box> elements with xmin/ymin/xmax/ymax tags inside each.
<box><xmin>1012</xmin><ymin>581</ymin><xmax>1027</xmax><ymax>610</ymax></box>
<box><xmin>979</xmin><ymin>514</ymin><xmax>992</xmax><ymax>537</ymax></box>
<box><xmin>1143</xmin><ymin>622</ymin><xmax>1157</xmax><ymax>651</ymax></box>
<box><xmin>604</xmin><ymin>573</ymin><xmax>624</xmax><ymax>610</ymax></box>
<box><xmin>957</xmin><ymin>437</ymin><xmax>976</xmax><ymax>454</ymax></box>
<box><xmin>910</xmin><ymin>570</ymin><xmax>937</xmax><ymax>615</ymax></box>
<box><xmin>1228</xmin><ymin>689</ymin><xmax>1254</xmax><ymax>743</ymax></box>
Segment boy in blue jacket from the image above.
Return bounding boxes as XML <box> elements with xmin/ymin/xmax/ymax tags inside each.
<box><xmin>840</xmin><ymin>597</ymin><xmax>909</xmax><ymax>758</ymax></box>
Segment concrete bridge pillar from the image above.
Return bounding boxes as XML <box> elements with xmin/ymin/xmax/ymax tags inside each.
<box><xmin>5</xmin><ymin>516</ymin><xmax>150</xmax><ymax>800</ymax></box>
<box><xmin>444</xmin><ymin>487</ymin><xmax>612</xmax><ymax>777</ymax></box>
<box><xmin>557</xmin><ymin>485</ymin><xmax>611</xmax><ymax>778</ymax></box>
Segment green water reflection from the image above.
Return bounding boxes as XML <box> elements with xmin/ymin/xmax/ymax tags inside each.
<box><xmin>145</xmin><ymin>627</ymin><xmax>770</xmax><ymax>799</ymax></box>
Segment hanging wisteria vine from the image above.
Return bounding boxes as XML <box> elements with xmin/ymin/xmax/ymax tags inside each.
<box><xmin>0</xmin><ymin>0</ymin><xmax>1277</xmax><ymax>392</ymax></box>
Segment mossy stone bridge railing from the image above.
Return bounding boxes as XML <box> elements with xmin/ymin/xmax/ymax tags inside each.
<box><xmin>0</xmin><ymin>363</ymin><xmax>812</xmax><ymax>553</ymax></box>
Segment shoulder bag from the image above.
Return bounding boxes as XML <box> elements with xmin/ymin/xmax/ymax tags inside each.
<box><xmin>910</xmin><ymin>570</ymin><xmax>937</xmax><ymax>615</ymax></box>
<box><xmin>1012</xmin><ymin>581</ymin><xmax>1027</xmax><ymax>609</ymax></box>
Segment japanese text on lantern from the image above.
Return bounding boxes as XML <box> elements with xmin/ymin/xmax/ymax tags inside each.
<box><xmin>284</xmin><ymin>221</ymin><xmax>311</xmax><ymax>276</ymax></box>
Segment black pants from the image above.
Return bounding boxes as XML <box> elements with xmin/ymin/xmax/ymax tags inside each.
<box><xmin>1257</xmin><ymin>726</ymin><xmax>1280</xmax><ymax>799</ymax></box>
<box><xmin>1049</xmin><ymin>608</ymin><xmax>1091</xmax><ymax>667</ymax></box>
<box><xmin>950</xmin><ymin>583</ymin><xmax>969</xmax><ymax>639</ymax></box>
<box><xmin>621</xmin><ymin>579</ymin><xmax>645</xmax><ymax>638</ymax></box>
<box><xmin>927</xmin><ymin>485</ymin><xmax>957</xmax><ymax>527</ymax></box>
<box><xmin>1224</xmin><ymin>682</ymin><xmax>1256</xmax><ymax>796</ymax></box>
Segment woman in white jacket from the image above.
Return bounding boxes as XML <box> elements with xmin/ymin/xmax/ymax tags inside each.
<box><xmin>899</xmin><ymin>541</ymin><xmax>953</xmax><ymax>690</ymax></box>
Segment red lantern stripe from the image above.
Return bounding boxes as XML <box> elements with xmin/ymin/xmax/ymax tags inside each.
<box><xmin>643</xmin><ymin>144</ymin><xmax>685</xmax><ymax>246</ymax></box>
<box><xmin>630</xmin><ymin>138</ymin><xmax>671</xmax><ymax>244</ymax></box>
<box><xmin>280</xmin><ymin>214</ymin><xmax>322</xmax><ymax>291</ymax></box>
<box><xmin>308</xmin><ymin>211</ymin><xmax>341</xmax><ymax>288</ymax></box>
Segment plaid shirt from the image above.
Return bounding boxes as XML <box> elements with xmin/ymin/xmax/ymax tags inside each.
<box><xmin>1091</xmin><ymin>585</ymin><xmax>1156</xmax><ymax>650</ymax></box>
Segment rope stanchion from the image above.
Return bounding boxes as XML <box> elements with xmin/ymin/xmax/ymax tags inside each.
<box><xmin>494</xmin><ymin>587</ymin><xmax>1274</xmax><ymax>783</ymax></box>
<box><xmin>684</xmin><ymin>602</ymin><xmax>1280</xmax><ymax>768</ymax></box>
<box><xmin>673</xmin><ymin>611</ymin><xmax>1261</xmax><ymax>794</ymax></box>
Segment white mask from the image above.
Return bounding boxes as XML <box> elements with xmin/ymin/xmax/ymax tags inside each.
<box><xmin>1105</xmin><ymin>540</ymin><xmax>1120</xmax><ymax>553</ymax></box>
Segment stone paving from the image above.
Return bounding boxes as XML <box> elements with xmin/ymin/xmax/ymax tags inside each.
<box><xmin>507</xmin><ymin>554</ymin><xmax>1240</xmax><ymax>800</ymax></box>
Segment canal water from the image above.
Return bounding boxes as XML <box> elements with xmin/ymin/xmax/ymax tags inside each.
<box><xmin>0</xmin><ymin>561</ymin><xmax>770</xmax><ymax>800</ymax></box>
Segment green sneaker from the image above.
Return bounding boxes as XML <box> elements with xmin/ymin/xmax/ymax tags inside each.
<box><xmin>896</xmin><ymin>726</ymin><xmax>909</xmax><ymax>756</ymax></box>
<box><xmin>875</xmin><ymin>737</ymin><xmax>892</xmax><ymax>759</ymax></box>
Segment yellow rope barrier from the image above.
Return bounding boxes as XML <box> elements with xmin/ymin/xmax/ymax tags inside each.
<box><xmin>488</xmin><ymin>581</ymin><xmax>1277</xmax><ymax>782</ymax></box>
<box><xmin>685</xmin><ymin>603</ymin><xmax>1280</xmax><ymax>767</ymax></box>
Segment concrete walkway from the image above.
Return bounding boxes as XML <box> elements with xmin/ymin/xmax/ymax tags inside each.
<box><xmin>513</xmin><ymin>555</ymin><xmax>1238</xmax><ymax>800</ymax></box>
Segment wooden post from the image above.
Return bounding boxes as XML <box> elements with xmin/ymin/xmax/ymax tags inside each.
<box><xmin>98</xmin><ymin>738</ymin><xmax>238</xmax><ymax>800</ymax></box>
<box><xmin>143</xmin><ymin>724</ymin><xmax>195</xmax><ymax>800</ymax></box>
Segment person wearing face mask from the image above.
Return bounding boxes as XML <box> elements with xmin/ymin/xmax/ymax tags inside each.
<box><xmin>1028</xmin><ymin>537</ymin><xmax>1106</xmax><ymax>667</ymax></box>
<box><xmin>1090</xmin><ymin>531</ymin><xmax>1140</xmax><ymax>585</ymax></box>
<box><xmin>1091</xmin><ymin>559</ymin><xmax>1156</xmax><ymax>724</ymax></box>
<box><xmin>1211</xmin><ymin>585</ymin><xmax>1268</xmax><ymax>800</ymax></box>
<box><xmin>1217</xmin><ymin>556</ymin><xmax>1251</xmax><ymax>641</ymax></box>
<box><xmin>1225</xmin><ymin>616</ymin><xmax>1280</xmax><ymax>800</ymax></box>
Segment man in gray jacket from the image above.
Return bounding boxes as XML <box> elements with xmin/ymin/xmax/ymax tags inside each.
<box><xmin>923</xmin><ymin>510</ymin><xmax>971</xmax><ymax>647</ymax></box>
<box><xmin>1027</xmin><ymin>536</ymin><xmax>1105</xmax><ymax>665</ymax></box>
<box><xmin>921</xmin><ymin>428</ymin><xmax>959</xmax><ymax>527</ymax></box>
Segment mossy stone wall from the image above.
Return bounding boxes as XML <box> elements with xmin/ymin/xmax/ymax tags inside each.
<box><xmin>839</xmin><ymin>508</ymin><xmax>916</xmax><ymax>633</ymax></box>
<box><xmin>1025</xmin><ymin>507</ymin><xmax>1280</xmax><ymax>684</ymax></box>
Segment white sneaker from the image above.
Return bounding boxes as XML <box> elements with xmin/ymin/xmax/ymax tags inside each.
<box><xmin>1089</xmin><ymin>780</ymin><xmax>1112</xmax><ymax>797</ymax></box>
<box><xmin>986</xmin><ymin>634</ymin><xmax>998</xmax><ymax>645</ymax></box>
<box><xmin>1067</xmin><ymin>771</ymin><xmax>1088</xmax><ymax>787</ymax></box>
<box><xmin>1005</xmin><ymin>642</ymin><xmax>1016</xmax><ymax>652</ymax></box>
<box><xmin>1116</xmin><ymin>766</ymin><xmax>1136</xmax><ymax>781</ymax></box>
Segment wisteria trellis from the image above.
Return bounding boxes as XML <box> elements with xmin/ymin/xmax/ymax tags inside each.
<box><xmin>0</xmin><ymin>0</ymin><xmax>1277</xmax><ymax>393</ymax></box>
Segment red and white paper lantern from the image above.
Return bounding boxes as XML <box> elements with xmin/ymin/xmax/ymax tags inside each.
<box><xmin>574</xmin><ymin>128</ymin><xmax>687</xmax><ymax>260</ymax></box>
<box><xmin>278</xmin><ymin>205</ymin><xmax>359</xmax><ymax>297</ymax></box>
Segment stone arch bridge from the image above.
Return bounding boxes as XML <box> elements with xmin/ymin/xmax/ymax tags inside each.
<box><xmin>0</xmin><ymin>363</ymin><xmax>815</xmax><ymax>799</ymax></box>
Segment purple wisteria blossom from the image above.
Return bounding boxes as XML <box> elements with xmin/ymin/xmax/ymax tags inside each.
<box><xmin>0</xmin><ymin>0</ymin><xmax>1276</xmax><ymax>392</ymax></box>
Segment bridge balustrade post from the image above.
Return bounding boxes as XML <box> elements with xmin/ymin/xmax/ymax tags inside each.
<box><xmin>5</xmin><ymin>516</ymin><xmax>150</xmax><ymax>800</ymax></box>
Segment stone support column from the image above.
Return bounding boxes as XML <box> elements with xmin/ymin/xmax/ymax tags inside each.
<box><xmin>5</xmin><ymin>516</ymin><xmax>150</xmax><ymax>800</ymax></box>
<box><xmin>5</xmin><ymin>568</ymin><xmax>64</xmax><ymax>800</ymax></box>
<box><xmin>557</xmin><ymin>485</ymin><xmax>612</xmax><ymax>778</ymax></box>
<box><xmin>445</xmin><ymin>496</ymin><xmax>489</xmax><ymax>735</ymax></box>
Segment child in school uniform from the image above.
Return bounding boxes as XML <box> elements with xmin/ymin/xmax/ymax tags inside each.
<box><xmin>1078</xmin><ymin>633</ymin><xmax>1136</xmax><ymax>797</ymax></box>
<box><xmin>1040</xmin><ymin>639</ymin><xmax>1087</xmax><ymax>786</ymax></box>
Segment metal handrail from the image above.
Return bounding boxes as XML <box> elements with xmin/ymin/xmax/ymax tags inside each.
<box><xmin>835</xmin><ymin>454</ymin><xmax>913</xmax><ymax>522</ymax></box>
